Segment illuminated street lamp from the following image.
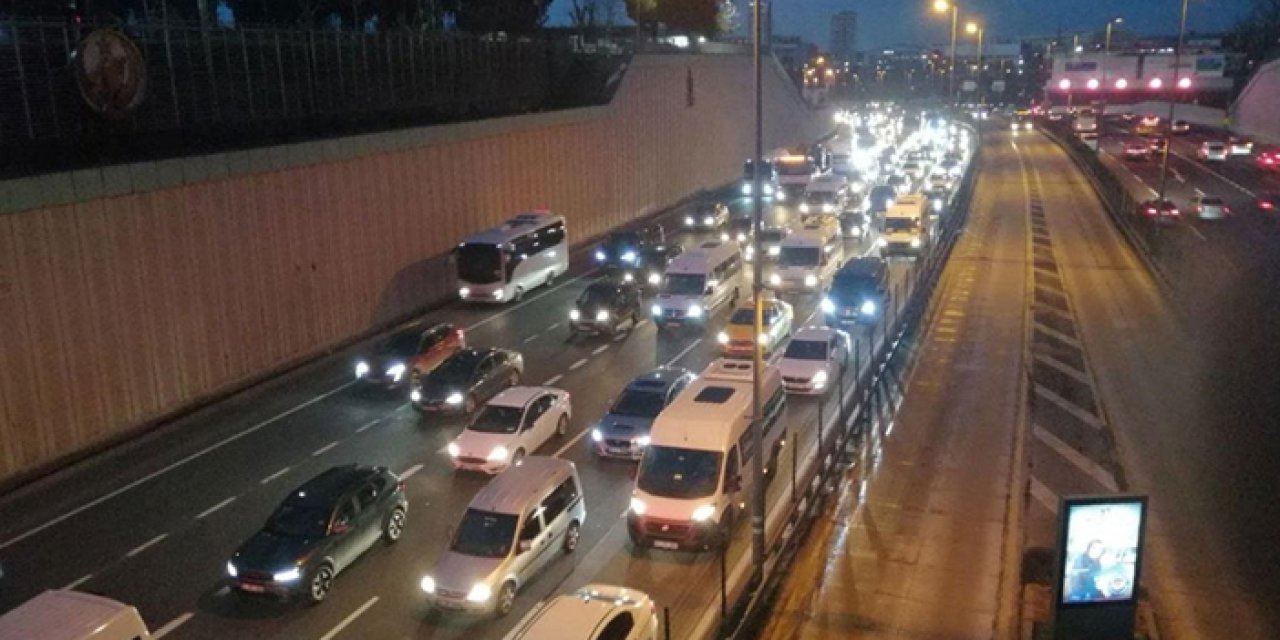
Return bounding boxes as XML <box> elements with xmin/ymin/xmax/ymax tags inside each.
<box><xmin>931</xmin><ymin>0</ymin><xmax>960</xmax><ymax>100</ymax></box>
<box><xmin>1104</xmin><ymin>17</ymin><xmax>1123</xmax><ymax>54</ymax></box>
<box><xmin>965</xmin><ymin>20</ymin><xmax>984</xmax><ymax>102</ymax></box>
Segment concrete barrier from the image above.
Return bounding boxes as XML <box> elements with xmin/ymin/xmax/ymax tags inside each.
<box><xmin>1231</xmin><ymin>59</ymin><xmax>1280</xmax><ymax>144</ymax></box>
<box><xmin>0</xmin><ymin>53</ymin><xmax>825</xmax><ymax>485</ymax></box>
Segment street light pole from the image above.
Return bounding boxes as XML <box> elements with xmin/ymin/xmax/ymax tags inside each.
<box><xmin>932</xmin><ymin>1</ymin><xmax>960</xmax><ymax>102</ymax></box>
<box><xmin>750</xmin><ymin>0</ymin><xmax>766</xmax><ymax>590</ymax></box>
<box><xmin>1156</xmin><ymin>0</ymin><xmax>1190</xmax><ymax>225</ymax></box>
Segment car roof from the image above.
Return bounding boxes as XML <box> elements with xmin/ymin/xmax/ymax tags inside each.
<box><xmin>290</xmin><ymin>465</ymin><xmax>381</xmax><ymax>505</ymax></box>
<box><xmin>468</xmin><ymin>457</ymin><xmax>574</xmax><ymax>514</ymax></box>
<box><xmin>511</xmin><ymin>586</ymin><xmax>651</xmax><ymax>639</ymax></box>
<box><xmin>792</xmin><ymin>326</ymin><xmax>841</xmax><ymax>342</ymax></box>
<box><xmin>626</xmin><ymin>367</ymin><xmax>692</xmax><ymax>390</ymax></box>
<box><xmin>487</xmin><ymin>385</ymin><xmax>555</xmax><ymax>408</ymax></box>
<box><xmin>446</xmin><ymin>347</ymin><xmax>500</xmax><ymax>365</ymax></box>
<box><xmin>837</xmin><ymin>257</ymin><xmax>887</xmax><ymax>279</ymax></box>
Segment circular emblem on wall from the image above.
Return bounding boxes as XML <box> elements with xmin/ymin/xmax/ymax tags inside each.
<box><xmin>74</xmin><ymin>29</ymin><xmax>148</xmax><ymax>119</ymax></box>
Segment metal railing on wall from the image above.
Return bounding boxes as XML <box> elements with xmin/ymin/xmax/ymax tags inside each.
<box><xmin>0</xmin><ymin>20</ymin><xmax>627</xmax><ymax>176</ymax></box>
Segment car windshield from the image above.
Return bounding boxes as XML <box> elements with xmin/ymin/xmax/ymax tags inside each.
<box><xmin>456</xmin><ymin>244</ymin><xmax>502</xmax><ymax>284</ymax></box>
<box><xmin>636</xmin><ymin>446</ymin><xmax>723</xmax><ymax>500</ymax></box>
<box><xmin>885</xmin><ymin>217</ymin><xmax>918</xmax><ymax>232</ymax></box>
<box><xmin>784</xmin><ymin>339</ymin><xmax>828</xmax><ymax>361</ymax></box>
<box><xmin>830</xmin><ymin>278</ymin><xmax>875</xmax><ymax>303</ymax></box>
<box><xmin>451</xmin><ymin>509</ymin><xmax>517</xmax><ymax>558</ymax></box>
<box><xmin>776</xmin><ymin>161</ymin><xmax>812</xmax><ymax>176</ymax></box>
<box><xmin>1201</xmin><ymin>197</ymin><xmax>1224</xmax><ymax>206</ymax></box>
<box><xmin>265</xmin><ymin>501</ymin><xmax>330</xmax><ymax>538</ymax></box>
<box><xmin>432</xmin><ymin>354</ymin><xmax>480</xmax><ymax>384</ymax></box>
<box><xmin>468</xmin><ymin>404</ymin><xmax>524</xmax><ymax>434</ymax></box>
<box><xmin>610</xmin><ymin>388</ymin><xmax>667</xmax><ymax>418</ymax></box>
<box><xmin>577</xmin><ymin>286</ymin><xmax>617</xmax><ymax>308</ymax></box>
<box><xmin>378</xmin><ymin>332</ymin><xmax>423</xmax><ymax>356</ymax></box>
<box><xmin>779</xmin><ymin>247</ymin><xmax>821</xmax><ymax>266</ymax></box>
<box><xmin>759</xmin><ymin>229</ymin><xmax>787</xmax><ymax>243</ymax></box>
<box><xmin>805</xmin><ymin>192</ymin><xmax>835</xmax><ymax>204</ymax></box>
<box><xmin>663</xmin><ymin>273</ymin><xmax>706</xmax><ymax>296</ymax></box>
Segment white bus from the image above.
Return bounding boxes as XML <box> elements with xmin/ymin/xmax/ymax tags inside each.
<box><xmin>651</xmin><ymin>240</ymin><xmax>744</xmax><ymax>329</ymax></box>
<box><xmin>768</xmin><ymin>220</ymin><xmax>843</xmax><ymax>292</ymax></box>
<box><xmin>627</xmin><ymin>358</ymin><xmax>786</xmax><ymax>551</ymax></box>
<box><xmin>456</xmin><ymin>212</ymin><xmax>568</xmax><ymax>303</ymax></box>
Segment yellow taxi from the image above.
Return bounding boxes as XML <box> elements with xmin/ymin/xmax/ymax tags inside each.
<box><xmin>717</xmin><ymin>298</ymin><xmax>794</xmax><ymax>358</ymax></box>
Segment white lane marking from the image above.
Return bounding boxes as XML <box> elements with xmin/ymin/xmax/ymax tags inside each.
<box><xmin>0</xmin><ymin>380</ymin><xmax>357</xmax><ymax>551</ymax></box>
<box><xmin>569</xmin><ymin>358</ymin><xmax>588</xmax><ymax>371</ymax></box>
<box><xmin>1032</xmin><ymin>353</ymin><xmax>1091</xmax><ymax>385</ymax></box>
<box><xmin>591</xmin><ymin>345</ymin><xmax>610</xmax><ymax>355</ymax></box>
<box><xmin>260</xmin><ymin>466</ymin><xmax>292</xmax><ymax>485</ymax></box>
<box><xmin>1171</xmin><ymin>168</ymin><xmax>1185</xmax><ymax>183</ymax></box>
<box><xmin>554</xmin><ymin>425</ymin><xmax>592</xmax><ymax>458</ymax></box>
<box><xmin>125</xmin><ymin>532</ymin><xmax>169</xmax><ymax>558</ymax></box>
<box><xmin>1186</xmin><ymin>224</ymin><xmax>1208</xmax><ymax>242</ymax></box>
<box><xmin>355</xmin><ymin>418</ymin><xmax>379</xmax><ymax>433</ymax></box>
<box><xmin>1173</xmin><ymin>150</ymin><xmax>1258</xmax><ymax>198</ymax></box>
<box><xmin>64</xmin><ymin>573</ymin><xmax>93</xmax><ymax>590</ymax></box>
<box><xmin>399</xmin><ymin>463</ymin><xmax>423</xmax><ymax>480</ymax></box>
<box><xmin>312</xmin><ymin>441</ymin><xmax>340</xmax><ymax>457</ymax></box>
<box><xmin>548</xmin><ymin>322</ymin><xmax>562</xmax><ymax>331</ymax></box>
<box><xmin>543</xmin><ymin>374</ymin><xmax>564</xmax><ymax>386</ymax></box>
<box><xmin>634</xmin><ymin>319</ymin><xmax>649</xmax><ymax>329</ymax></box>
<box><xmin>1034</xmin><ymin>425</ymin><xmax>1120</xmax><ymax>492</ymax></box>
<box><xmin>319</xmin><ymin>596</ymin><xmax>379</xmax><ymax>640</ymax></box>
<box><xmin>1032</xmin><ymin>322</ymin><xmax>1082</xmax><ymax>348</ymax></box>
<box><xmin>523</xmin><ymin>334</ymin><xmax>539</xmax><ymax>344</ymax></box>
<box><xmin>1029</xmin><ymin>476</ymin><xmax>1060</xmax><ymax>514</ymax></box>
<box><xmin>612</xmin><ymin>332</ymin><xmax>628</xmax><ymax>342</ymax></box>
<box><xmin>195</xmin><ymin>496</ymin><xmax>238</xmax><ymax>520</ymax></box>
<box><xmin>153</xmin><ymin>612</ymin><xmax>194</xmax><ymax>639</ymax></box>
<box><xmin>664</xmin><ymin>338</ymin><xmax>704</xmax><ymax>367</ymax></box>
<box><xmin>1033</xmin><ymin>383</ymin><xmax>1106</xmax><ymax>431</ymax></box>
<box><xmin>463</xmin><ymin>274</ymin><xmax>590</xmax><ymax>333</ymax></box>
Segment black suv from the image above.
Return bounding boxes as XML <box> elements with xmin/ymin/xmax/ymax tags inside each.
<box><xmin>228</xmin><ymin>465</ymin><xmax>407</xmax><ymax>604</ymax></box>
<box><xmin>823</xmin><ymin>257</ymin><xmax>889</xmax><ymax>326</ymax></box>
<box><xmin>570</xmin><ymin>279</ymin><xmax>644</xmax><ymax>337</ymax></box>
<box><xmin>596</xmin><ymin>227</ymin><xmax>683</xmax><ymax>288</ymax></box>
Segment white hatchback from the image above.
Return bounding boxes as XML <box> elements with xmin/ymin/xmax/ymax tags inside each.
<box><xmin>504</xmin><ymin>584</ymin><xmax>659</xmax><ymax>640</ymax></box>
<box><xmin>778</xmin><ymin>327</ymin><xmax>851</xmax><ymax>395</ymax></box>
<box><xmin>448</xmin><ymin>386</ymin><xmax>571</xmax><ymax>474</ymax></box>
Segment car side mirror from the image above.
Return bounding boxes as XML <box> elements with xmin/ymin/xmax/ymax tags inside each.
<box><xmin>704</xmin><ymin>286</ymin><xmax>715</xmax><ymax>296</ymax></box>
<box><xmin>518</xmin><ymin>539</ymin><xmax>533</xmax><ymax>553</ymax></box>
<box><xmin>332</xmin><ymin>520</ymin><xmax>352</xmax><ymax>535</ymax></box>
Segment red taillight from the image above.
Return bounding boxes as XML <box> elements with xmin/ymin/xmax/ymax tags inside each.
<box><xmin>1223</xmin><ymin>207</ymin><xmax>1231</xmax><ymax>214</ymax></box>
<box><xmin>1262</xmin><ymin>202</ymin><xmax>1274</xmax><ymax>209</ymax></box>
<box><xmin>1146</xmin><ymin>208</ymin><xmax>1157</xmax><ymax>215</ymax></box>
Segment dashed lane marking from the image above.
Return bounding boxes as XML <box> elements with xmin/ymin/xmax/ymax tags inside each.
<box><xmin>569</xmin><ymin>358</ymin><xmax>588</xmax><ymax>371</ymax></box>
<box><xmin>195</xmin><ymin>496</ymin><xmax>237</xmax><ymax>520</ymax></box>
<box><xmin>153</xmin><ymin>612</ymin><xmax>194</xmax><ymax>639</ymax></box>
<box><xmin>125</xmin><ymin>533</ymin><xmax>169</xmax><ymax>558</ymax></box>
<box><xmin>543</xmin><ymin>374</ymin><xmax>564</xmax><ymax>386</ymax></box>
<box><xmin>523</xmin><ymin>334</ymin><xmax>539</xmax><ymax>344</ymax></box>
<box><xmin>260</xmin><ymin>466</ymin><xmax>291</xmax><ymax>485</ymax></box>
<box><xmin>399</xmin><ymin>464</ymin><xmax>423</xmax><ymax>480</ymax></box>
<box><xmin>64</xmin><ymin>573</ymin><xmax>93</xmax><ymax>590</ymax></box>
<box><xmin>592</xmin><ymin>345</ymin><xmax>610</xmax><ymax>356</ymax></box>
<box><xmin>664</xmin><ymin>338</ymin><xmax>704</xmax><ymax>368</ymax></box>
<box><xmin>1034</xmin><ymin>424</ymin><xmax>1120</xmax><ymax>492</ymax></box>
<box><xmin>312</xmin><ymin>441</ymin><xmax>340</xmax><ymax>457</ymax></box>
<box><xmin>355</xmin><ymin>418</ymin><xmax>379</xmax><ymax>433</ymax></box>
<box><xmin>320</xmin><ymin>596</ymin><xmax>380</xmax><ymax>640</ymax></box>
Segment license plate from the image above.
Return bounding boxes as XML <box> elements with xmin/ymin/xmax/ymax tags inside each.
<box><xmin>239</xmin><ymin>583</ymin><xmax>266</xmax><ymax>593</ymax></box>
<box><xmin>653</xmin><ymin>540</ymin><xmax>679</xmax><ymax>550</ymax></box>
<box><xmin>665</xmin><ymin>322</ymin><xmax>681</xmax><ymax>329</ymax></box>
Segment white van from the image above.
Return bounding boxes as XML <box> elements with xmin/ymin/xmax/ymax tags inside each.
<box><xmin>0</xmin><ymin>590</ymin><xmax>151</xmax><ymax>640</ymax></box>
<box><xmin>798</xmin><ymin>174</ymin><xmax>849</xmax><ymax>215</ymax></box>
<box><xmin>627</xmin><ymin>358</ymin><xmax>786</xmax><ymax>551</ymax></box>
<box><xmin>423</xmin><ymin>457</ymin><xmax>586</xmax><ymax>617</ymax></box>
<box><xmin>768</xmin><ymin>222</ymin><xmax>843</xmax><ymax>292</ymax></box>
<box><xmin>880</xmin><ymin>195</ymin><xmax>930</xmax><ymax>257</ymax></box>
<box><xmin>651</xmin><ymin>241</ymin><xmax>743</xmax><ymax>329</ymax></box>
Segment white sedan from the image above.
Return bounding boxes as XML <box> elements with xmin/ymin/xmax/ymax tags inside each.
<box><xmin>447</xmin><ymin>386</ymin><xmax>571</xmax><ymax>473</ymax></box>
<box><xmin>777</xmin><ymin>327</ymin><xmax>851</xmax><ymax>395</ymax></box>
<box><xmin>504</xmin><ymin>585</ymin><xmax>659</xmax><ymax>640</ymax></box>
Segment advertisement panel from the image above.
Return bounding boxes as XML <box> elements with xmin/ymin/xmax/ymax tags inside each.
<box><xmin>1058</xmin><ymin>496</ymin><xmax>1147</xmax><ymax>605</ymax></box>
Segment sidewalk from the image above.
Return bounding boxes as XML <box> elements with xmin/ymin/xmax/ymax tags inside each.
<box><xmin>759</xmin><ymin>137</ymin><xmax>1028</xmax><ymax>639</ymax></box>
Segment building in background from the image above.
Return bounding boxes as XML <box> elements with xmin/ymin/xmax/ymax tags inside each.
<box><xmin>829</xmin><ymin>10</ymin><xmax>857</xmax><ymax>63</ymax></box>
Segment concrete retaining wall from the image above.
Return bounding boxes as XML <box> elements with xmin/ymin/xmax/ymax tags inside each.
<box><xmin>1231</xmin><ymin>59</ymin><xmax>1280</xmax><ymax>144</ymax></box>
<box><xmin>0</xmin><ymin>53</ymin><xmax>824</xmax><ymax>484</ymax></box>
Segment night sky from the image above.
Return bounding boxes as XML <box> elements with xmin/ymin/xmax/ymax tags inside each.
<box><xmin>550</xmin><ymin>0</ymin><xmax>1256</xmax><ymax>51</ymax></box>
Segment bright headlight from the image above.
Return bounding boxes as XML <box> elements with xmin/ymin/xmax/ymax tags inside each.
<box><xmin>737</xmin><ymin>232</ymin><xmax>748</xmax><ymax>243</ymax></box>
<box><xmin>386</xmin><ymin>363</ymin><xmax>407</xmax><ymax>381</ymax></box>
<box><xmin>691</xmin><ymin>504</ymin><xmax>716</xmax><ymax>522</ymax></box>
<box><xmin>569</xmin><ymin>309</ymin><xmax>581</xmax><ymax>321</ymax></box>
<box><xmin>648</xmin><ymin>272</ymin><xmax>661</xmax><ymax>285</ymax></box>
<box><xmin>742</xmin><ymin>183</ymin><xmax>752</xmax><ymax>195</ymax></box>
<box><xmin>466</xmin><ymin>583</ymin><xmax>492</xmax><ymax>603</ymax></box>
<box><xmin>226</xmin><ymin>561</ymin><xmax>238</xmax><ymax>578</ymax></box>
<box><xmin>703</xmin><ymin>216</ymin><xmax>715</xmax><ymax>226</ymax></box>
<box><xmin>492</xmin><ymin>289</ymin><xmax>505</xmax><ymax>300</ymax></box>
<box><xmin>623</xmin><ymin>272</ymin><xmax>634</xmax><ymax>282</ymax></box>
<box><xmin>355</xmin><ymin>361</ymin><xmax>370</xmax><ymax>378</ymax></box>
<box><xmin>757</xmin><ymin>333</ymin><xmax>770</xmax><ymax>345</ymax></box>
<box><xmin>687</xmin><ymin>305</ymin><xmax>703</xmax><ymax>318</ymax></box>
<box><xmin>596</xmin><ymin>310</ymin><xmax>610</xmax><ymax>322</ymax></box>
<box><xmin>776</xmin><ymin>190</ymin><xmax>786</xmax><ymax>201</ymax></box>
<box><xmin>447</xmin><ymin>442</ymin><xmax>460</xmax><ymax>457</ymax></box>
<box><xmin>445</xmin><ymin>392</ymin><xmax>464</xmax><ymax>405</ymax></box>
<box><xmin>651</xmin><ymin>304</ymin><xmax>663</xmax><ymax>316</ymax></box>
<box><xmin>764</xmin><ymin>184</ymin><xmax>775</xmax><ymax>195</ymax></box>
<box><xmin>717</xmin><ymin>331</ymin><xmax>730</xmax><ymax>344</ymax></box>
<box><xmin>486</xmin><ymin>446</ymin><xmax>510</xmax><ymax>462</ymax></box>
<box><xmin>630</xmin><ymin>497</ymin><xmax>647</xmax><ymax>515</ymax></box>
<box><xmin>820</xmin><ymin>297</ymin><xmax>836</xmax><ymax>314</ymax></box>
<box><xmin>594</xmin><ymin>250</ymin><xmax>606</xmax><ymax>262</ymax></box>
<box><xmin>860</xmin><ymin>300</ymin><xmax>877</xmax><ymax>315</ymax></box>
<box><xmin>876</xmin><ymin>237</ymin><xmax>888</xmax><ymax>247</ymax></box>
<box><xmin>410</xmin><ymin>389</ymin><xmax>422</xmax><ymax>402</ymax></box>
<box><xmin>591</xmin><ymin>428</ymin><xmax>603</xmax><ymax>442</ymax></box>
<box><xmin>636</xmin><ymin>435</ymin><xmax>651</xmax><ymax>447</ymax></box>
<box><xmin>910</xmin><ymin>237</ymin><xmax>922</xmax><ymax>248</ymax></box>
<box><xmin>273</xmin><ymin>567</ymin><xmax>301</xmax><ymax>583</ymax></box>
<box><xmin>420</xmin><ymin>576</ymin><xmax>436</xmax><ymax>594</ymax></box>
<box><xmin>621</xmin><ymin>251</ymin><xmax>637</xmax><ymax>263</ymax></box>
<box><xmin>458</xmin><ymin>287</ymin><xmax>471</xmax><ymax>298</ymax></box>
<box><xmin>769</xmin><ymin>273</ymin><xmax>781</xmax><ymax>286</ymax></box>
<box><xmin>768</xmin><ymin>246</ymin><xmax>780</xmax><ymax>256</ymax></box>
<box><xmin>684</xmin><ymin>215</ymin><xmax>695</xmax><ymax>226</ymax></box>
<box><xmin>805</xmin><ymin>274</ymin><xmax>818</xmax><ymax>287</ymax></box>
<box><xmin>823</xmin><ymin>203</ymin><xmax>835</xmax><ymax>213</ymax></box>
<box><xmin>799</xmin><ymin>203</ymin><xmax>810</xmax><ymax>213</ymax></box>
<box><xmin>812</xmin><ymin>370</ymin><xmax>829</xmax><ymax>385</ymax></box>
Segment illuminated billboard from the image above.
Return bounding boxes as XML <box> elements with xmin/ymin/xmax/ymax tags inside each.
<box><xmin>1059</xmin><ymin>496</ymin><xmax>1147</xmax><ymax>605</ymax></box>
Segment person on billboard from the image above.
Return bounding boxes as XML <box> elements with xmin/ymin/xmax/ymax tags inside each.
<box><xmin>1064</xmin><ymin>539</ymin><xmax>1106</xmax><ymax>602</ymax></box>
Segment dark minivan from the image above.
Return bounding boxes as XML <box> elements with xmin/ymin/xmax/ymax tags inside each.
<box><xmin>822</xmin><ymin>258</ymin><xmax>889</xmax><ymax>326</ymax></box>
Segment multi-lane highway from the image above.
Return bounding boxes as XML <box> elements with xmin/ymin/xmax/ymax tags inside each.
<box><xmin>0</xmin><ymin>139</ymin><xmax>953</xmax><ymax>640</ymax></box>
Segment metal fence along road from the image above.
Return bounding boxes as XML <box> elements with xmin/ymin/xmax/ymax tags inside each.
<box><xmin>0</xmin><ymin>20</ymin><xmax>624</xmax><ymax>175</ymax></box>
